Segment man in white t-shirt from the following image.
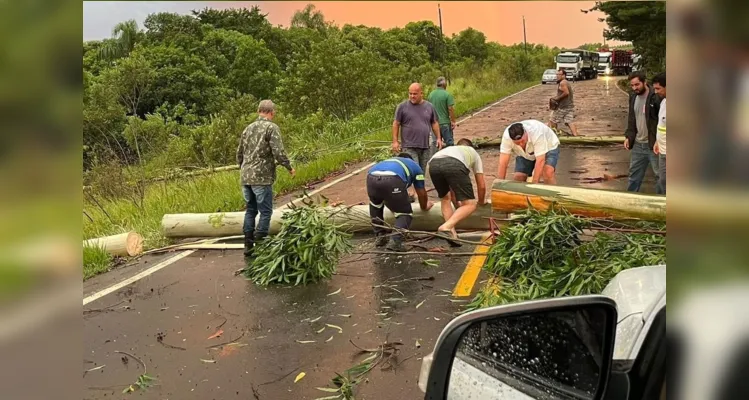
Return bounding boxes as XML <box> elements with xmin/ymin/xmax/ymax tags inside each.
<box><xmin>652</xmin><ymin>72</ymin><xmax>666</xmax><ymax>195</ymax></box>
<box><xmin>427</xmin><ymin>138</ymin><xmax>486</xmax><ymax>246</ymax></box>
<box><xmin>497</xmin><ymin>120</ymin><xmax>561</xmax><ymax>184</ymax></box>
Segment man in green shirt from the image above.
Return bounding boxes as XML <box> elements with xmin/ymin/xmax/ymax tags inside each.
<box><xmin>427</xmin><ymin>77</ymin><xmax>457</xmax><ymax>152</ymax></box>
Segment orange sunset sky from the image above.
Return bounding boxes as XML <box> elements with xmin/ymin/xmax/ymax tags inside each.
<box><xmin>218</xmin><ymin>1</ymin><xmax>615</xmax><ymax>48</ymax></box>
<box><xmin>84</xmin><ymin>1</ymin><xmax>620</xmax><ymax>48</ymax></box>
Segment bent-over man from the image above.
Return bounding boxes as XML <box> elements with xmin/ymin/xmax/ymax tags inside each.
<box><xmin>497</xmin><ymin>120</ymin><xmax>561</xmax><ymax>184</ymax></box>
<box><xmin>427</xmin><ymin>138</ymin><xmax>486</xmax><ymax>246</ymax></box>
<box><xmin>367</xmin><ymin>153</ymin><xmax>434</xmax><ymax>252</ymax></box>
<box><xmin>237</xmin><ymin>100</ymin><xmax>295</xmax><ymax>258</ymax></box>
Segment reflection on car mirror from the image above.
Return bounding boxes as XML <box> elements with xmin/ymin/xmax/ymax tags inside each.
<box><xmin>424</xmin><ymin>296</ymin><xmax>617</xmax><ymax>400</ymax></box>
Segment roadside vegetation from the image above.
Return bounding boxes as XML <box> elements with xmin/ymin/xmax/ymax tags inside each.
<box><xmin>83</xmin><ymin>5</ymin><xmax>560</xmax><ymax>256</ymax></box>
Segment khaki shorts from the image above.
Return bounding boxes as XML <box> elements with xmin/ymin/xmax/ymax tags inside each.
<box><xmin>551</xmin><ymin>107</ymin><xmax>574</xmax><ymax>124</ymax></box>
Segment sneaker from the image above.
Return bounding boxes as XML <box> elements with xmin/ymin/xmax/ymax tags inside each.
<box><xmin>386</xmin><ymin>239</ymin><xmax>407</xmax><ymax>252</ymax></box>
<box><xmin>374</xmin><ymin>235</ymin><xmax>389</xmax><ymax>247</ymax></box>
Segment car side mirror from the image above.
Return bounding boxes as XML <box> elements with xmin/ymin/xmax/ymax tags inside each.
<box><xmin>423</xmin><ymin>296</ymin><xmax>617</xmax><ymax>400</ymax></box>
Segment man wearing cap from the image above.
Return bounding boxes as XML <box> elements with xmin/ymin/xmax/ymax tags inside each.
<box><xmin>367</xmin><ymin>153</ymin><xmax>434</xmax><ymax>252</ymax></box>
<box><xmin>497</xmin><ymin>119</ymin><xmax>561</xmax><ymax>184</ymax></box>
<box><xmin>427</xmin><ymin>138</ymin><xmax>486</xmax><ymax>246</ymax></box>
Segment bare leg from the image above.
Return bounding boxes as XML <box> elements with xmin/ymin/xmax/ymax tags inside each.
<box><xmin>449</xmin><ymin>189</ymin><xmax>459</xmax><ymax>210</ymax></box>
<box><xmin>438</xmin><ymin>200</ymin><xmax>478</xmax><ymax>232</ymax></box>
<box><xmin>439</xmin><ymin>195</ymin><xmax>454</xmax><ymax>224</ymax></box>
<box><xmin>542</xmin><ymin>165</ymin><xmax>557</xmax><ymax>185</ymax></box>
<box><xmin>513</xmin><ymin>173</ymin><xmax>528</xmax><ymax>182</ymax></box>
<box><xmin>567</xmin><ymin>122</ymin><xmax>579</xmax><ymax>136</ymax></box>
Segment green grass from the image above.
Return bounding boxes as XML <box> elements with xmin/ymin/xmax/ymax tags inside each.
<box><xmin>83</xmin><ymin>244</ymin><xmax>112</xmax><ymax>280</ymax></box>
<box><xmin>83</xmin><ymin>79</ymin><xmax>537</xmax><ymax>277</ymax></box>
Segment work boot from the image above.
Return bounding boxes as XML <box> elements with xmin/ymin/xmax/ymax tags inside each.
<box><xmin>374</xmin><ymin>234</ymin><xmax>389</xmax><ymax>247</ymax></box>
<box><xmin>243</xmin><ymin>236</ymin><xmax>255</xmax><ymax>258</ymax></box>
<box><xmin>386</xmin><ymin>239</ymin><xmax>407</xmax><ymax>252</ymax></box>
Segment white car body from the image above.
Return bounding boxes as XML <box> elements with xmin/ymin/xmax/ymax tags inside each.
<box><xmin>541</xmin><ymin>69</ymin><xmax>558</xmax><ymax>84</ymax></box>
<box><xmin>418</xmin><ymin>265</ymin><xmax>667</xmax><ymax>397</ymax></box>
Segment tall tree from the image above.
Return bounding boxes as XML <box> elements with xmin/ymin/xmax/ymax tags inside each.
<box><xmin>454</xmin><ymin>27</ymin><xmax>489</xmax><ymax>62</ymax></box>
<box><xmin>192</xmin><ymin>6</ymin><xmax>272</xmax><ymax>40</ymax></box>
<box><xmin>585</xmin><ymin>2</ymin><xmax>666</xmax><ymax>73</ymax></box>
<box><xmin>290</xmin><ymin>4</ymin><xmax>328</xmax><ymax>32</ymax></box>
<box><xmin>97</xmin><ymin>19</ymin><xmax>141</xmax><ymax>61</ymax></box>
<box><xmin>404</xmin><ymin>21</ymin><xmax>446</xmax><ymax>63</ymax></box>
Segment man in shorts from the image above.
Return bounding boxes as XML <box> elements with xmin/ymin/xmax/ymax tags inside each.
<box><xmin>392</xmin><ymin>82</ymin><xmax>443</xmax><ymax>172</ymax></box>
<box><xmin>549</xmin><ymin>69</ymin><xmax>579</xmax><ymax>136</ymax></box>
<box><xmin>367</xmin><ymin>153</ymin><xmax>434</xmax><ymax>252</ymax></box>
<box><xmin>427</xmin><ymin>138</ymin><xmax>486</xmax><ymax>246</ymax></box>
<box><xmin>497</xmin><ymin>120</ymin><xmax>561</xmax><ymax>184</ymax></box>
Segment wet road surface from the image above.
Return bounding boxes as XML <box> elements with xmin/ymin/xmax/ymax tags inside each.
<box><xmin>83</xmin><ymin>76</ymin><xmax>653</xmax><ymax>399</ymax></box>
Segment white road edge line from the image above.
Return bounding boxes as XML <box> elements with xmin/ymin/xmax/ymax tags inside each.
<box><xmin>83</xmin><ymin>83</ymin><xmax>540</xmax><ymax>305</ymax></box>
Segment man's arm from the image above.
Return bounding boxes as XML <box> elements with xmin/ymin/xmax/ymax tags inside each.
<box><xmin>497</xmin><ymin>153</ymin><xmax>511</xmax><ymax>180</ymax></box>
<box><xmin>236</xmin><ymin>130</ymin><xmax>245</xmax><ymax>167</ymax></box>
<box><xmin>624</xmin><ymin>96</ymin><xmax>636</xmax><ymax>150</ymax></box>
<box><xmin>269</xmin><ymin>127</ymin><xmax>293</xmax><ymax>174</ymax></box>
<box><xmin>392</xmin><ymin>120</ymin><xmax>401</xmax><ymax>152</ymax></box>
<box><xmin>552</xmin><ymin>81</ymin><xmax>569</xmax><ymax>102</ymax></box>
<box><xmin>475</xmin><ymin>173</ymin><xmax>486</xmax><ymax>205</ymax></box>
<box><xmin>432</xmin><ymin>120</ymin><xmax>442</xmax><ymax>149</ymax></box>
<box><xmin>448</xmin><ymin>106</ymin><xmax>456</xmax><ymax>129</ymax></box>
<box><xmin>531</xmin><ymin>154</ymin><xmax>546</xmax><ymax>183</ymax></box>
<box><xmin>415</xmin><ymin>187</ymin><xmax>433</xmax><ymax>211</ymax></box>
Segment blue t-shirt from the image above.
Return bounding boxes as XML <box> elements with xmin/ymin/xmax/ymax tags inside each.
<box><xmin>368</xmin><ymin>157</ymin><xmax>425</xmax><ymax>189</ymax></box>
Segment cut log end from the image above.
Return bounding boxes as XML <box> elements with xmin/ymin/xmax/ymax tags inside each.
<box><xmin>84</xmin><ymin>231</ymin><xmax>144</xmax><ymax>257</ymax></box>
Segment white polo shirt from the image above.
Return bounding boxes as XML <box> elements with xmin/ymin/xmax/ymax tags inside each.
<box><xmin>500</xmin><ymin>120</ymin><xmax>560</xmax><ymax>161</ymax></box>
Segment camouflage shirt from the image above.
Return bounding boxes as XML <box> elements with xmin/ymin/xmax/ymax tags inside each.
<box><xmin>236</xmin><ymin>116</ymin><xmax>292</xmax><ymax>186</ymax></box>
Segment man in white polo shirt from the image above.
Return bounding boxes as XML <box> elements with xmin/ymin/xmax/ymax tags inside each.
<box><xmin>427</xmin><ymin>138</ymin><xmax>486</xmax><ymax>246</ymax></box>
<box><xmin>497</xmin><ymin>119</ymin><xmax>561</xmax><ymax>184</ymax></box>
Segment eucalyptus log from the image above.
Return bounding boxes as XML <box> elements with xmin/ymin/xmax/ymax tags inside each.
<box><xmin>476</xmin><ymin>135</ymin><xmax>625</xmax><ymax>148</ymax></box>
<box><xmin>491</xmin><ymin>180</ymin><xmax>665</xmax><ymax>221</ymax></box>
<box><xmin>83</xmin><ymin>232</ymin><xmax>144</xmax><ymax>256</ymax></box>
<box><xmin>161</xmin><ymin>203</ymin><xmax>494</xmax><ymax>238</ymax></box>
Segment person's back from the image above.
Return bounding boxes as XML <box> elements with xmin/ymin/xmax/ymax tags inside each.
<box><xmin>430</xmin><ymin>144</ymin><xmax>483</xmax><ymax>175</ymax></box>
<box><xmin>239</xmin><ymin>118</ymin><xmax>284</xmax><ymax>186</ymax></box>
<box><xmin>427</xmin><ymin>88</ymin><xmax>453</xmax><ymax>127</ymax></box>
<box><xmin>369</xmin><ymin>157</ymin><xmax>424</xmax><ymax>188</ymax></box>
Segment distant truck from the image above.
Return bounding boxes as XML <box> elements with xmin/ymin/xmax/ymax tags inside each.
<box><xmin>555</xmin><ymin>49</ymin><xmax>598</xmax><ymax>80</ymax></box>
<box><xmin>597</xmin><ymin>49</ymin><xmax>634</xmax><ymax>76</ymax></box>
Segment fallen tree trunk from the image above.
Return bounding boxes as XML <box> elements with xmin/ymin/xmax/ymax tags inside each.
<box><xmin>491</xmin><ymin>180</ymin><xmax>665</xmax><ymax>221</ymax></box>
<box><xmin>476</xmin><ymin>135</ymin><xmax>625</xmax><ymax>148</ymax></box>
<box><xmin>162</xmin><ymin>203</ymin><xmax>494</xmax><ymax>238</ymax></box>
<box><xmin>83</xmin><ymin>232</ymin><xmax>144</xmax><ymax>256</ymax></box>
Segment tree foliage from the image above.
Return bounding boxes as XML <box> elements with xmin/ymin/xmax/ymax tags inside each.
<box><xmin>454</xmin><ymin>28</ymin><xmax>489</xmax><ymax>62</ymax></box>
<box><xmin>587</xmin><ymin>1</ymin><xmax>666</xmax><ymax>73</ymax></box>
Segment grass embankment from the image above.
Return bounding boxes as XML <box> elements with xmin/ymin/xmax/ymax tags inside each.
<box><xmin>83</xmin><ymin>79</ymin><xmax>536</xmax><ymax>278</ymax></box>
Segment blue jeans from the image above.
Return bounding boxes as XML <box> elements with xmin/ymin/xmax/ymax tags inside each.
<box><xmin>627</xmin><ymin>142</ymin><xmax>659</xmax><ymax>192</ymax></box>
<box><xmin>515</xmin><ymin>147</ymin><xmax>561</xmax><ymax>175</ymax></box>
<box><xmin>242</xmin><ymin>185</ymin><xmax>273</xmax><ymax>237</ymax></box>
<box><xmin>656</xmin><ymin>154</ymin><xmax>666</xmax><ymax>195</ymax></box>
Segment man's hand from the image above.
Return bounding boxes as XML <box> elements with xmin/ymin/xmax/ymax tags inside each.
<box><xmin>437</xmin><ymin>138</ymin><xmax>444</xmax><ymax>150</ymax></box>
<box><xmin>451</xmin><ymin>121</ymin><xmax>456</xmax><ymax>130</ymax></box>
<box><xmin>392</xmin><ymin>141</ymin><xmax>401</xmax><ymax>153</ymax></box>
<box><xmin>624</xmin><ymin>138</ymin><xmax>631</xmax><ymax>150</ymax></box>
<box><xmin>653</xmin><ymin>143</ymin><xmax>660</xmax><ymax>155</ymax></box>
<box><xmin>290</xmin><ymin>168</ymin><xmax>296</xmax><ymax>177</ymax></box>
<box><xmin>422</xmin><ymin>200</ymin><xmax>434</xmax><ymax>211</ymax></box>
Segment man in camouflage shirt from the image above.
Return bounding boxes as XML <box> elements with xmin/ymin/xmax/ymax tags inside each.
<box><xmin>236</xmin><ymin>100</ymin><xmax>295</xmax><ymax>257</ymax></box>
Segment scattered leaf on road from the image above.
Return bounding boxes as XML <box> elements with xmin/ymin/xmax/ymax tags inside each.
<box><xmin>309</xmin><ymin>316</ymin><xmax>322</xmax><ymax>323</ymax></box>
<box><xmin>434</xmin><ymin>317</ymin><xmax>441</xmax><ymax>321</ymax></box>
<box><xmin>346</xmin><ymin>294</ymin><xmax>356</xmax><ymax>299</ymax></box>
<box><xmin>422</xmin><ymin>259</ymin><xmax>440</xmax><ymax>267</ymax></box>
<box><xmin>296</xmin><ymin>340</ymin><xmax>316</xmax><ymax>344</ymax></box>
<box><xmin>200</xmin><ymin>359</ymin><xmax>216</xmax><ymax>363</ymax></box>
<box><xmin>316</xmin><ymin>327</ymin><xmax>326</xmax><ymax>334</ymax></box>
<box><xmin>338</xmin><ymin>314</ymin><xmax>351</xmax><ymax>318</ymax></box>
<box><xmin>325</xmin><ymin>324</ymin><xmax>343</xmax><ymax>333</ymax></box>
<box><xmin>416</xmin><ymin>299</ymin><xmax>426</xmax><ymax>309</ymax></box>
<box><xmin>327</xmin><ymin>288</ymin><xmax>342</xmax><ymax>296</ymax></box>
<box><xmin>207</xmin><ymin>329</ymin><xmax>224</xmax><ymax>340</ymax></box>
<box><xmin>294</xmin><ymin>372</ymin><xmax>306</xmax><ymax>383</ymax></box>
<box><xmin>325</xmin><ymin>335</ymin><xmax>334</xmax><ymax>343</ymax></box>
<box><xmin>415</xmin><ymin>340</ymin><xmax>421</xmax><ymax>348</ymax></box>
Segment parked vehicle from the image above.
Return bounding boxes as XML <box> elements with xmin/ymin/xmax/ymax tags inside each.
<box><xmin>541</xmin><ymin>69</ymin><xmax>558</xmax><ymax>84</ymax></box>
<box><xmin>418</xmin><ymin>265</ymin><xmax>666</xmax><ymax>400</ymax></box>
<box><xmin>555</xmin><ymin>49</ymin><xmax>598</xmax><ymax>80</ymax></box>
<box><xmin>597</xmin><ymin>51</ymin><xmax>613</xmax><ymax>76</ymax></box>
<box><xmin>609</xmin><ymin>49</ymin><xmax>634</xmax><ymax>76</ymax></box>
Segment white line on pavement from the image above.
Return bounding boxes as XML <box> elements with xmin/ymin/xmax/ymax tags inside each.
<box><xmin>83</xmin><ymin>84</ymin><xmax>541</xmax><ymax>305</ymax></box>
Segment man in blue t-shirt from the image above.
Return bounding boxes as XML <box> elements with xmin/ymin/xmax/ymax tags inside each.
<box><xmin>367</xmin><ymin>153</ymin><xmax>434</xmax><ymax>252</ymax></box>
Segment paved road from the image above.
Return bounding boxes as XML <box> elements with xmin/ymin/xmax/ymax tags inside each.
<box><xmin>83</xmin><ymin>76</ymin><xmax>646</xmax><ymax>400</ymax></box>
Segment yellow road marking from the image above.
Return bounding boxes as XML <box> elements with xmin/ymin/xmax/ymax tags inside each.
<box><xmin>453</xmin><ymin>233</ymin><xmax>493</xmax><ymax>297</ymax></box>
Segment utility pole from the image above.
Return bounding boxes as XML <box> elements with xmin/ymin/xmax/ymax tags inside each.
<box><xmin>523</xmin><ymin>15</ymin><xmax>528</xmax><ymax>54</ymax></box>
<box><xmin>438</xmin><ymin>3</ymin><xmax>443</xmax><ymax>35</ymax></box>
